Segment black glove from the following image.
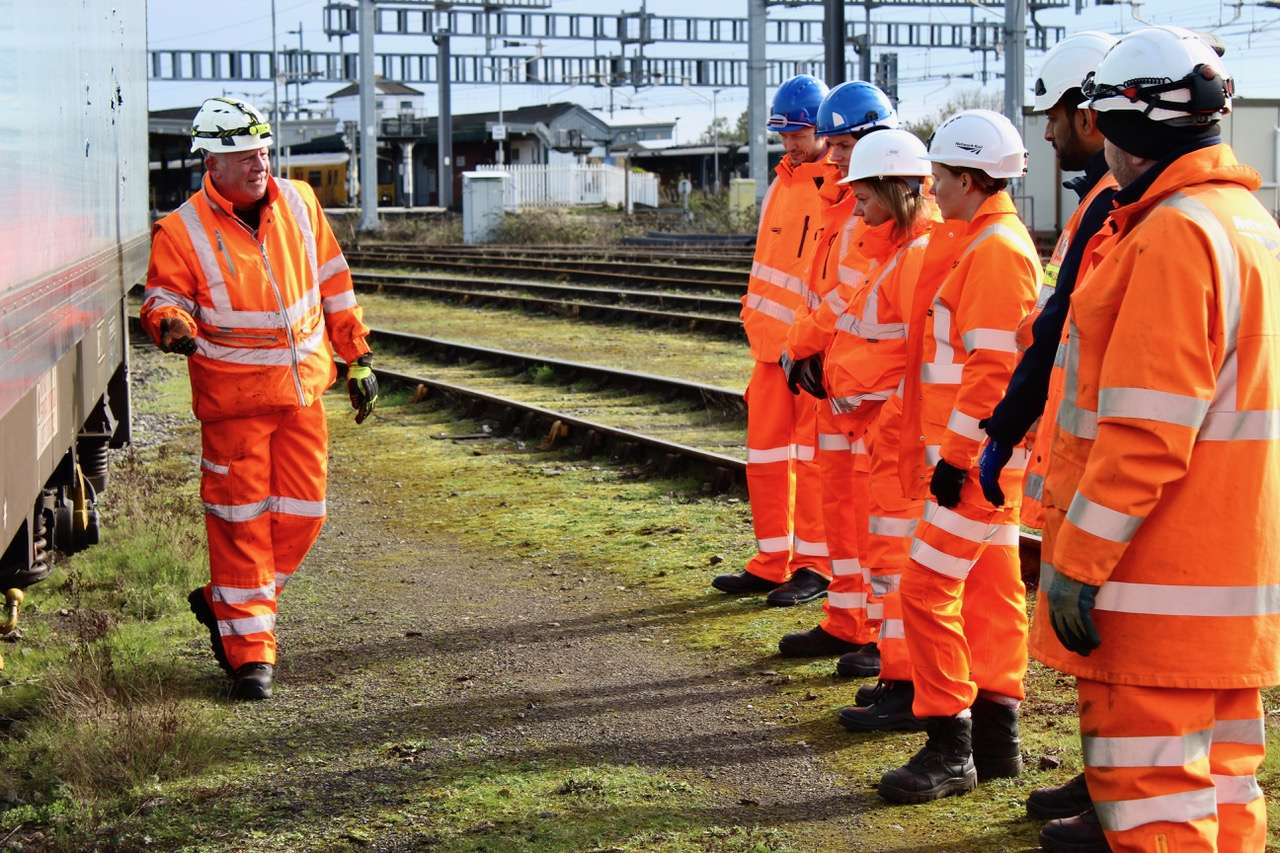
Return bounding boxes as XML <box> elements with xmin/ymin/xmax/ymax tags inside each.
<box><xmin>929</xmin><ymin>459</ymin><xmax>967</xmax><ymax>509</ymax></box>
<box><xmin>779</xmin><ymin>353</ymin><xmax>802</xmax><ymax>395</ymax></box>
<box><xmin>158</xmin><ymin>317</ymin><xmax>197</xmax><ymax>356</ymax></box>
<box><xmin>1047</xmin><ymin>571</ymin><xmax>1102</xmax><ymax>656</ymax></box>
<box><xmin>347</xmin><ymin>354</ymin><xmax>378</xmax><ymax>425</ymax></box>
<box><xmin>795</xmin><ymin>355</ymin><xmax>827</xmax><ymax>399</ymax></box>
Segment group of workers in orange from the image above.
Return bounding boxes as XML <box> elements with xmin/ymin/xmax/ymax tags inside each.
<box><xmin>711</xmin><ymin>26</ymin><xmax>1280</xmax><ymax>853</ymax></box>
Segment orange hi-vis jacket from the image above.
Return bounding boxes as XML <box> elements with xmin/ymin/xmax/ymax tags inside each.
<box><xmin>1020</xmin><ymin>173</ymin><xmax>1119</xmax><ymax>530</ymax></box>
<box><xmin>141</xmin><ymin>174</ymin><xmax>370</xmax><ymax>422</ymax></box>
<box><xmin>1032</xmin><ymin>145</ymin><xmax>1280</xmax><ymax>689</ymax></box>
<box><xmin>742</xmin><ymin>158</ymin><xmax>840</xmax><ymax>363</ymax></box>
<box><xmin>784</xmin><ymin>180</ymin><xmax>863</xmax><ymax>362</ymax></box>
<box><xmin>900</xmin><ymin>191</ymin><xmax>1041</xmax><ymax>500</ymax></box>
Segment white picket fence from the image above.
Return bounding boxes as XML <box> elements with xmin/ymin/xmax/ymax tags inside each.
<box><xmin>475</xmin><ymin>163</ymin><xmax>659</xmax><ymax>210</ymax></box>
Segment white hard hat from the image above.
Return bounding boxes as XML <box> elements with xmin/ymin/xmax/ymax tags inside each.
<box><xmin>925</xmin><ymin>109</ymin><xmax>1027</xmax><ymax>180</ymax></box>
<box><xmin>1080</xmin><ymin>26</ymin><xmax>1232</xmax><ymax>122</ymax></box>
<box><xmin>1032</xmin><ymin>31</ymin><xmax>1118</xmax><ymax>112</ymax></box>
<box><xmin>839</xmin><ymin>129</ymin><xmax>932</xmax><ymax>184</ymax></box>
<box><xmin>191</xmin><ymin>97</ymin><xmax>274</xmax><ymax>154</ymax></box>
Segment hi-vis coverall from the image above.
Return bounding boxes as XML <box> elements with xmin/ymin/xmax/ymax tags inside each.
<box><xmin>141</xmin><ymin>174</ymin><xmax>369</xmax><ymax>669</ymax></box>
<box><xmin>898</xmin><ymin>191</ymin><xmax>1040</xmax><ymax>717</ymax></box>
<box><xmin>785</xmin><ymin>180</ymin><xmax>865</xmax><ymax>639</ymax></box>
<box><xmin>741</xmin><ymin>158</ymin><xmax>838</xmax><ymax>583</ymax></box>
<box><xmin>1030</xmin><ymin>145</ymin><xmax>1280</xmax><ymax>852</ymax></box>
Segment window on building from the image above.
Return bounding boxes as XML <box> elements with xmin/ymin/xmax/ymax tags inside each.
<box><xmin>375</xmin><ymin>98</ymin><xmax>384</xmax><ymax>109</ymax></box>
<box><xmin>308</xmin><ymin>170</ymin><xmax>322</xmax><ymax>189</ymax></box>
<box><xmin>400</xmin><ymin>100</ymin><xmax>413</xmax><ymax>110</ymax></box>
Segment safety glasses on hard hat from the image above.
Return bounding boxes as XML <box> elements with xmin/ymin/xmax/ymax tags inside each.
<box><xmin>1080</xmin><ymin>65</ymin><xmax>1232</xmax><ymax>116</ymax></box>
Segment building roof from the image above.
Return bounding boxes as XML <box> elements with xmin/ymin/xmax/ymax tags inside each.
<box><xmin>327</xmin><ymin>77</ymin><xmax>425</xmax><ymax>99</ymax></box>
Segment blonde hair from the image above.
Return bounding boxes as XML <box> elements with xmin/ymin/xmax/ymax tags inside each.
<box><xmin>860</xmin><ymin>176</ymin><xmax>925</xmax><ymax>240</ymax></box>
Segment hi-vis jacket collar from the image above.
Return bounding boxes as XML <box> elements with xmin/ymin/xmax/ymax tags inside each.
<box><xmin>1107</xmin><ymin>144</ymin><xmax>1260</xmax><ymax>232</ymax></box>
<box><xmin>202</xmin><ymin>173</ymin><xmax>282</xmax><ymax>219</ymax></box>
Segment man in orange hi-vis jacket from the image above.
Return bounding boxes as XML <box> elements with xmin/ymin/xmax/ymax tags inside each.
<box><xmin>1031</xmin><ymin>28</ymin><xmax>1280</xmax><ymax>853</ymax></box>
<box><xmin>712</xmin><ymin>74</ymin><xmax>838</xmax><ymax>607</ymax></box>
<box><xmin>878</xmin><ymin>109</ymin><xmax>1040</xmax><ymax>805</ymax></box>
<box><xmin>140</xmin><ymin>98</ymin><xmax>374</xmax><ymax>701</ymax></box>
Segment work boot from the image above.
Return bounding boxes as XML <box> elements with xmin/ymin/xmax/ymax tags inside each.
<box><xmin>230</xmin><ymin>663</ymin><xmax>274</xmax><ymax>701</ymax></box>
<box><xmin>878</xmin><ymin>714</ymin><xmax>978</xmax><ymax>804</ymax></box>
<box><xmin>1027</xmin><ymin>773</ymin><xmax>1093</xmax><ymax>821</ymax></box>
<box><xmin>778</xmin><ymin>625</ymin><xmax>863</xmax><ymax>658</ymax></box>
<box><xmin>971</xmin><ymin>696</ymin><xmax>1024</xmax><ymax>781</ymax></box>
<box><xmin>835</xmin><ymin>643</ymin><xmax>881</xmax><ymax>678</ymax></box>
<box><xmin>188</xmin><ymin>587</ymin><xmax>231</xmax><ymax>675</ymax></box>
<box><xmin>711</xmin><ymin>570</ymin><xmax>780</xmax><ymax>595</ymax></box>
<box><xmin>1039</xmin><ymin>808</ymin><xmax>1109</xmax><ymax>853</ymax></box>
<box><xmin>855</xmin><ymin>680</ymin><xmax>889</xmax><ymax>708</ymax></box>
<box><xmin>765</xmin><ymin>568</ymin><xmax>828</xmax><ymax>607</ymax></box>
<box><xmin>838</xmin><ymin>680</ymin><xmax>925</xmax><ymax>733</ymax></box>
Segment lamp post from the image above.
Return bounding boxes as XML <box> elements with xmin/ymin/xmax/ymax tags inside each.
<box><xmin>683</xmin><ymin>83</ymin><xmax>723</xmax><ymax>192</ymax></box>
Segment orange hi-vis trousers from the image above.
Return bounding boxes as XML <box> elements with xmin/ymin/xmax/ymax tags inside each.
<box><xmin>864</xmin><ymin>397</ymin><xmax>922</xmax><ymax>683</ymax></box>
<box><xmin>901</xmin><ymin>471</ymin><xmax>1028</xmax><ymax>717</ymax></box>
<box><xmin>744</xmin><ymin>360</ymin><xmax>831</xmax><ymax>583</ymax></box>
<box><xmin>1078</xmin><ymin>679</ymin><xmax>1266</xmax><ymax>852</ymax></box>
<box><xmin>198</xmin><ymin>398</ymin><xmax>328</xmax><ymax>669</ymax></box>
<box><xmin>815</xmin><ymin>404</ymin><xmax>873</xmax><ymax>644</ymax></box>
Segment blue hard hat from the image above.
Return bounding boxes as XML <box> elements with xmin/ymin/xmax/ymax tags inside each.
<box><xmin>767</xmin><ymin>75</ymin><xmax>829</xmax><ymax>133</ymax></box>
<box><xmin>816</xmin><ymin>81</ymin><xmax>898</xmax><ymax>137</ymax></box>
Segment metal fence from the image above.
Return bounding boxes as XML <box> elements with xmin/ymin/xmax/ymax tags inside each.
<box><xmin>475</xmin><ymin>163</ymin><xmax>660</xmax><ymax>210</ymax></box>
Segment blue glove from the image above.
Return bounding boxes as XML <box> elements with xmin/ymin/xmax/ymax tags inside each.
<box><xmin>1047</xmin><ymin>572</ymin><xmax>1102</xmax><ymax>656</ymax></box>
<box><xmin>977</xmin><ymin>440</ymin><xmax>1014</xmax><ymax>506</ymax></box>
<box><xmin>929</xmin><ymin>459</ymin><xmax>967</xmax><ymax>509</ymax></box>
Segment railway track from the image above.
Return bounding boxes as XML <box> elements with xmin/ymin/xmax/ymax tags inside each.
<box><xmin>353</xmin><ymin>242</ymin><xmax>755</xmax><ymax>266</ymax></box>
<box><xmin>352</xmin><ymin>273</ymin><xmax>744</xmax><ymax>337</ymax></box>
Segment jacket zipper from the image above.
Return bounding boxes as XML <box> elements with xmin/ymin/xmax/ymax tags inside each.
<box><xmin>259</xmin><ymin>243</ymin><xmax>307</xmax><ymax>407</ymax></box>
<box><xmin>796</xmin><ymin>215</ymin><xmax>810</xmax><ymax>258</ymax></box>
<box><xmin>215</xmin><ymin>230</ymin><xmax>238</xmax><ymax>278</ymax></box>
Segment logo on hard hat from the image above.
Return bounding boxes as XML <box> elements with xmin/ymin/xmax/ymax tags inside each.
<box><xmin>955</xmin><ymin>142</ymin><xmax>984</xmax><ymax>154</ymax></box>
<box><xmin>832</xmin><ymin>111</ymin><xmax>846</xmax><ymax>125</ymax></box>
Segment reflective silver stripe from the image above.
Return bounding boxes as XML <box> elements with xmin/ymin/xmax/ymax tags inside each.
<box><xmin>924</xmin><ymin>445</ymin><xmax>942</xmax><ymax>466</ymax></box>
<box><xmin>870</xmin><ymin>572</ymin><xmax>900</xmax><ymax>596</ymax></box>
<box><xmin>200</xmin><ymin>458</ymin><xmax>230</xmax><ymax>476</ymax></box>
<box><xmin>851</xmin><ymin>437</ymin><xmax>868</xmax><ymax>456</ymax></box>
<box><xmin>317</xmin><ymin>253</ymin><xmax>350</xmax><ymax>284</ymax></box>
<box><xmin>198</xmin><ymin>285</ymin><xmax>320</xmax><ymax>330</ymax></box>
<box><xmin>1083</xmin><ymin>728</ymin><xmax>1211</xmax><ymax>768</ymax></box>
<box><xmin>910</xmin><ymin>538</ymin><xmax>976</xmax><ymax>579</ymax></box>
<box><xmin>1024</xmin><ymin>472</ymin><xmax>1045</xmax><ymax>502</ymax></box>
<box><xmin>835</xmin><ymin>312</ymin><xmax>907</xmax><ymax>340</ymax></box>
<box><xmin>211</xmin><ymin>582</ymin><xmax>277</xmax><ymax>605</ymax></box>
<box><xmin>829</xmin><ymin>391</ymin><xmax>894</xmax><ymax>415</ymax></box>
<box><xmin>142</xmin><ymin>286</ymin><xmax>198</xmax><ymax>315</ymax></box>
<box><xmin>1199</xmin><ymin>409</ymin><xmax>1280</xmax><ymax>441</ymax></box>
<box><xmin>818</xmin><ymin>432</ymin><xmax>851</xmax><ymax>451</ymax></box>
<box><xmin>217</xmin><ymin>613</ymin><xmax>277</xmax><ymax>637</ymax></box>
<box><xmin>922</xmin><ymin>363</ymin><xmax>963</xmax><ymax>385</ymax></box>
<box><xmin>750</xmin><ymin>260</ymin><xmax>806</xmax><ymax>296</ymax></box>
<box><xmin>743</xmin><ymin>292</ymin><xmax>796</xmax><ymax>325</ymax></box>
<box><xmin>824</xmin><ymin>289</ymin><xmax>848</xmax><ymax>314</ymax></box>
<box><xmin>805</xmin><ymin>288</ymin><xmax>821</xmax><ymax>310</ymax></box>
<box><xmin>923</xmin><ymin>501</ymin><xmax>1019</xmax><ymax>545</ymax></box>
<box><xmin>837</xmin><ymin>264</ymin><xmax>866</xmax><ymax>287</ymax></box>
<box><xmin>273</xmin><ymin>496</ymin><xmax>327</xmax><ymax>517</ymax></box>
<box><xmin>963</xmin><ymin>221</ymin><xmax>1038</xmax><ymax>262</ymax></box>
<box><xmin>929</xmin><ymin>299</ymin><xmax>955</xmax><ymax>377</ymax></box>
<box><xmin>1057</xmin><ymin>318</ymin><xmax>1098</xmax><ymax>439</ymax></box>
<box><xmin>195</xmin><ymin>323</ymin><xmax>326</xmax><ymax>367</ymax></box>
<box><xmin>175</xmin><ymin>199</ymin><xmax>233</xmax><ymax>311</ymax></box>
<box><xmin>275</xmin><ymin>179</ymin><xmax>319</xmax><ymax>286</ymax></box>
<box><xmin>274</xmin><ymin>572</ymin><xmax>290</xmax><ymax>592</ymax></box>
<box><xmin>867</xmin><ymin>601</ymin><xmax>884</xmax><ymax>620</ymax></box>
<box><xmin>757</xmin><ymin>535</ymin><xmax>791</xmax><ymax>553</ymax></box>
<box><xmin>1214</xmin><ymin>718</ymin><xmax>1266</xmax><ymax>746</ymax></box>
<box><xmin>869</xmin><ymin>515</ymin><xmax>917</xmax><ymax>538</ymax></box>
<box><xmin>323</xmin><ymin>290</ymin><xmax>359</xmax><ymax>313</ymax></box>
<box><xmin>1212</xmin><ymin>774</ymin><xmax>1264</xmax><ymax>805</ymax></box>
<box><xmin>1053</xmin><ymin>343</ymin><xmax>1067</xmax><ymax>368</ymax></box>
<box><xmin>1066</xmin><ymin>492</ymin><xmax>1143</xmax><ymax>543</ymax></box>
<box><xmin>1042</xmin><ymin>563</ymin><xmax>1280</xmax><ymax>617</ymax></box>
<box><xmin>204</xmin><ymin>497</ymin><xmax>272</xmax><ymax>523</ymax></box>
<box><xmin>1006</xmin><ymin>446</ymin><xmax>1031</xmax><ymax>470</ymax></box>
<box><xmin>1098</xmin><ymin>387</ymin><xmax>1209</xmax><ymax>428</ymax></box>
<box><xmin>747</xmin><ymin>445</ymin><xmax>792</xmax><ymax>464</ymax></box>
<box><xmin>831</xmin><ymin>558</ymin><xmax>866</xmax><ymax>579</ymax></box>
<box><xmin>880</xmin><ymin>618</ymin><xmax>905</xmax><ymax>639</ymax></box>
<box><xmin>1036</xmin><ymin>282</ymin><xmax>1055</xmax><ymax>309</ymax></box>
<box><xmin>946</xmin><ymin>408</ymin><xmax>985</xmax><ymax>442</ymax></box>
<box><xmin>1094</xmin><ymin>787</ymin><xmax>1216</xmax><ymax>834</ymax></box>
<box><xmin>828</xmin><ymin>591</ymin><xmax>867</xmax><ymax>609</ymax></box>
<box><xmin>792</xmin><ymin>443</ymin><xmax>815</xmax><ymax>462</ymax></box>
<box><xmin>794</xmin><ymin>537</ymin><xmax>828</xmax><ymax>557</ymax></box>
<box><xmin>962</xmin><ymin>328</ymin><xmax>1018</xmax><ymax>354</ymax></box>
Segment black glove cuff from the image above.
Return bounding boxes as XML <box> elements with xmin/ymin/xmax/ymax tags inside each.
<box><xmin>356</xmin><ymin>353</ymin><xmax>374</xmax><ymax>367</ymax></box>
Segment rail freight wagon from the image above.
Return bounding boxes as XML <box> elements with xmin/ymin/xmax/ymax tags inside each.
<box><xmin>0</xmin><ymin>3</ymin><xmax>148</xmax><ymax>599</ymax></box>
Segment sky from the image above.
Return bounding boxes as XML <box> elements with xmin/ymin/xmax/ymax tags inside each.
<box><xmin>147</xmin><ymin>0</ymin><xmax>1280</xmax><ymax>142</ymax></box>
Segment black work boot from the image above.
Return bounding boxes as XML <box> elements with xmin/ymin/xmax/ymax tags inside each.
<box><xmin>188</xmin><ymin>587</ymin><xmax>231</xmax><ymax>675</ymax></box>
<box><xmin>855</xmin><ymin>680</ymin><xmax>888</xmax><ymax>708</ymax></box>
<box><xmin>711</xmin><ymin>570</ymin><xmax>780</xmax><ymax>595</ymax></box>
<box><xmin>765</xmin><ymin>568</ymin><xmax>829</xmax><ymax>607</ymax></box>
<box><xmin>835</xmin><ymin>643</ymin><xmax>881</xmax><ymax>678</ymax></box>
<box><xmin>839</xmin><ymin>680</ymin><xmax>925</xmax><ymax>732</ymax></box>
<box><xmin>778</xmin><ymin>625</ymin><xmax>863</xmax><ymax>657</ymax></box>
<box><xmin>878</xmin><ymin>714</ymin><xmax>978</xmax><ymax>804</ymax></box>
<box><xmin>1039</xmin><ymin>808</ymin><xmax>1109</xmax><ymax>853</ymax></box>
<box><xmin>971</xmin><ymin>697</ymin><xmax>1024</xmax><ymax>781</ymax></box>
<box><xmin>1028</xmin><ymin>773</ymin><xmax>1093</xmax><ymax>821</ymax></box>
<box><xmin>230</xmin><ymin>663</ymin><xmax>274</xmax><ymax>701</ymax></box>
